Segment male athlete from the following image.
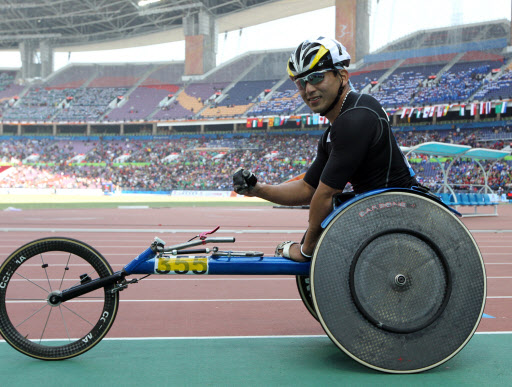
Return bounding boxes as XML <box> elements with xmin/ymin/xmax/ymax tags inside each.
<box><xmin>233</xmin><ymin>36</ymin><xmax>418</xmax><ymax>262</ymax></box>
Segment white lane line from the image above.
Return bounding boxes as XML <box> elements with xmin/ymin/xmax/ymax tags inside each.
<box><xmin>7</xmin><ymin>296</ymin><xmax>512</xmax><ymax>303</ymax></box>
<box><xmin>471</xmin><ymin>230</ymin><xmax>512</xmax><ymax>233</ymax></box>
<box><xmin>6</xmin><ymin>299</ymin><xmax>304</xmax><ymax>303</ymax></box>
<box><xmin>4</xmin><ymin>227</ymin><xmax>512</xmax><ymax>234</ymax></box>
<box><xmin>8</xmin><ymin>277</ymin><xmax>295</xmax><ymax>282</ymax></box>
<box><xmin>8</xmin><ymin>277</ymin><xmax>510</xmax><ymax>282</ymax></box>
<box><xmin>485</xmin><ymin>263</ymin><xmax>512</xmax><ymax>264</ymax></box>
<box><xmin>0</xmin><ymin>228</ymin><xmax>305</xmax><ymax>234</ymax></box>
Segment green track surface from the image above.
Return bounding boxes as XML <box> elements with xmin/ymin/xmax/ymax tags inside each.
<box><xmin>0</xmin><ymin>334</ymin><xmax>510</xmax><ymax>386</ymax></box>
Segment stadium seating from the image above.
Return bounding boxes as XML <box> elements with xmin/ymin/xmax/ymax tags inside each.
<box><xmin>46</xmin><ymin>65</ymin><xmax>97</xmax><ymax>89</ymax></box>
<box><xmin>370</xmin><ymin>64</ymin><xmax>446</xmax><ymax>107</ymax></box>
<box><xmin>4</xmin><ymin>45</ymin><xmax>512</xmax><ymax>122</ymax></box>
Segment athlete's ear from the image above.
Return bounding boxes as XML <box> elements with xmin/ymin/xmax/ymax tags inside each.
<box><xmin>337</xmin><ymin>69</ymin><xmax>349</xmax><ymax>83</ymax></box>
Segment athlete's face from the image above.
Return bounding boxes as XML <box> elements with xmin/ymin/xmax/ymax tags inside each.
<box><xmin>298</xmin><ymin>71</ymin><xmax>342</xmax><ymax>114</ymax></box>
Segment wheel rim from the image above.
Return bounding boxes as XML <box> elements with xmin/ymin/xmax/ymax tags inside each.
<box><xmin>0</xmin><ymin>238</ymin><xmax>118</xmax><ymax>360</ymax></box>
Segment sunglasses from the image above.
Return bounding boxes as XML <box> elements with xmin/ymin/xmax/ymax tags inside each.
<box><xmin>293</xmin><ymin>69</ymin><xmax>332</xmax><ymax>90</ymax></box>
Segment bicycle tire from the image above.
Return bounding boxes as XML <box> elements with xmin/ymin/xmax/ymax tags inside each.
<box><xmin>0</xmin><ymin>237</ymin><xmax>119</xmax><ymax>360</ymax></box>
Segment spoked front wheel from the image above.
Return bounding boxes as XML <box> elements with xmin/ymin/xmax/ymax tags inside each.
<box><xmin>0</xmin><ymin>237</ymin><xmax>119</xmax><ymax>360</ymax></box>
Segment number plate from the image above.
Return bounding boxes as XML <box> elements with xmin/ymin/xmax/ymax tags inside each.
<box><xmin>155</xmin><ymin>256</ymin><xmax>208</xmax><ymax>275</ymax></box>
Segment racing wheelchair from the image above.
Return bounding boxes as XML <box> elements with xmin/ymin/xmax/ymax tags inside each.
<box><xmin>0</xmin><ymin>188</ymin><xmax>486</xmax><ymax>373</ymax></box>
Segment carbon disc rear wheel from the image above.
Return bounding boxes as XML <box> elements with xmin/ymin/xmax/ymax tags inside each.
<box><xmin>296</xmin><ymin>275</ymin><xmax>318</xmax><ymax>321</ymax></box>
<box><xmin>0</xmin><ymin>237</ymin><xmax>119</xmax><ymax>360</ymax></box>
<box><xmin>311</xmin><ymin>192</ymin><xmax>486</xmax><ymax>373</ymax></box>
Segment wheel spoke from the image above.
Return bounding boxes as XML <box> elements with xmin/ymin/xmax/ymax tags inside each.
<box><xmin>59</xmin><ymin>253</ymin><xmax>73</xmax><ymax>290</ymax></box>
<box><xmin>40</xmin><ymin>253</ymin><xmax>53</xmax><ymax>293</ymax></box>
<box><xmin>61</xmin><ymin>303</ymin><xmax>94</xmax><ymax>327</ymax></box>
<box><xmin>39</xmin><ymin>307</ymin><xmax>53</xmax><ymax>344</ymax></box>
<box><xmin>15</xmin><ymin>303</ymin><xmax>49</xmax><ymax>329</ymax></box>
<box><xmin>59</xmin><ymin>306</ymin><xmax>72</xmax><ymax>342</ymax></box>
<box><xmin>14</xmin><ymin>272</ymin><xmax>50</xmax><ymax>294</ymax></box>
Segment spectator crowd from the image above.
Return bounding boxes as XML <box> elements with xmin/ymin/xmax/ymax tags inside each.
<box><xmin>1</xmin><ymin>127</ymin><xmax>511</xmax><ymax>193</ymax></box>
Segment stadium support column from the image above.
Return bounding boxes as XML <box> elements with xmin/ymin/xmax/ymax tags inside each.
<box><xmin>335</xmin><ymin>0</ymin><xmax>370</xmax><ymax>62</ymax></box>
<box><xmin>40</xmin><ymin>40</ymin><xmax>54</xmax><ymax>79</ymax></box>
<box><xmin>19</xmin><ymin>41</ymin><xmax>38</xmax><ymax>80</ymax></box>
<box><xmin>0</xmin><ymin>123</ymin><xmax>3</xmax><ymax>135</ymax></box>
<box><xmin>183</xmin><ymin>8</ymin><xmax>217</xmax><ymax>75</ymax></box>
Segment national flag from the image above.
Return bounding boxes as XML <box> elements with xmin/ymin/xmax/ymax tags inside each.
<box><xmin>459</xmin><ymin>104</ymin><xmax>466</xmax><ymax>116</ymax></box>
<box><xmin>268</xmin><ymin>117</ymin><xmax>274</xmax><ymax>127</ymax></box>
<box><xmin>252</xmin><ymin>119</ymin><xmax>258</xmax><ymax>128</ymax></box>
<box><xmin>274</xmin><ymin>116</ymin><xmax>280</xmax><ymax>126</ymax></box>
<box><xmin>437</xmin><ymin>105</ymin><xmax>443</xmax><ymax>117</ymax></box>
<box><xmin>479</xmin><ymin>102</ymin><xmax>485</xmax><ymax>115</ymax></box>
<box><xmin>429</xmin><ymin>106</ymin><xmax>435</xmax><ymax>117</ymax></box>
<box><xmin>408</xmin><ymin>108</ymin><xmax>415</xmax><ymax>118</ymax></box>
<box><xmin>443</xmin><ymin>105</ymin><xmax>449</xmax><ymax>116</ymax></box>
<box><xmin>246</xmin><ymin>119</ymin><xmax>252</xmax><ymax>128</ymax></box>
<box><xmin>257</xmin><ymin>118</ymin><xmax>263</xmax><ymax>127</ymax></box>
<box><xmin>306</xmin><ymin>115</ymin><xmax>311</xmax><ymax>125</ymax></box>
<box><xmin>312</xmin><ymin>114</ymin><xmax>319</xmax><ymax>125</ymax></box>
<box><xmin>485</xmin><ymin>102</ymin><xmax>491</xmax><ymax>115</ymax></box>
<box><xmin>416</xmin><ymin>107</ymin><xmax>423</xmax><ymax>119</ymax></box>
<box><xmin>470</xmin><ymin>104</ymin><xmax>477</xmax><ymax>116</ymax></box>
<box><xmin>319</xmin><ymin>116</ymin><xmax>326</xmax><ymax>124</ymax></box>
<box><xmin>401</xmin><ymin>108</ymin><xmax>408</xmax><ymax>119</ymax></box>
<box><xmin>423</xmin><ymin>107</ymin><xmax>430</xmax><ymax>118</ymax></box>
<box><xmin>495</xmin><ymin>101</ymin><xmax>507</xmax><ymax>114</ymax></box>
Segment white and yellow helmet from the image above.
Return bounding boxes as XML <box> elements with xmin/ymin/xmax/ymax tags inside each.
<box><xmin>287</xmin><ymin>36</ymin><xmax>351</xmax><ymax>79</ymax></box>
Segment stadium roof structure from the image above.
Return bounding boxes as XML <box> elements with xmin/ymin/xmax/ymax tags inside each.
<box><xmin>0</xmin><ymin>0</ymin><xmax>331</xmax><ymax>51</ymax></box>
<box><xmin>374</xmin><ymin>19</ymin><xmax>510</xmax><ymax>55</ymax></box>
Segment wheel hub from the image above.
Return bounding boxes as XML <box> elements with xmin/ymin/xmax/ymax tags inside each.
<box><xmin>47</xmin><ymin>290</ymin><xmax>63</xmax><ymax>307</ymax></box>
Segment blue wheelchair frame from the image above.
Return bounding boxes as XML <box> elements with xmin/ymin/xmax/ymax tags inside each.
<box><xmin>57</xmin><ymin>187</ymin><xmax>457</xmax><ymax>303</ymax></box>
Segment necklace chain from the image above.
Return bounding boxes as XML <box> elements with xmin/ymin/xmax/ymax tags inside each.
<box><xmin>339</xmin><ymin>90</ymin><xmax>351</xmax><ymax>114</ymax></box>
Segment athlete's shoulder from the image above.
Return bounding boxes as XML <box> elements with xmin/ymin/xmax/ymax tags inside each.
<box><xmin>354</xmin><ymin>92</ymin><xmax>384</xmax><ymax>109</ymax></box>
<box><xmin>351</xmin><ymin>92</ymin><xmax>389</xmax><ymax>121</ymax></box>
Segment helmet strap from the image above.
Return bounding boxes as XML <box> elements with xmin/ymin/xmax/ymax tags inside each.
<box><xmin>320</xmin><ymin>76</ymin><xmax>344</xmax><ymax>117</ymax></box>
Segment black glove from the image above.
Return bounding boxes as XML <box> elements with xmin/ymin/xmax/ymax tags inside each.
<box><xmin>232</xmin><ymin>168</ymin><xmax>258</xmax><ymax>195</ymax></box>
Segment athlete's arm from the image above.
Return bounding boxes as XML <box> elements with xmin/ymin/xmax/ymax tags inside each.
<box><xmin>299</xmin><ymin>181</ymin><xmax>343</xmax><ymax>257</ymax></box>
<box><xmin>250</xmin><ymin>179</ymin><xmax>315</xmax><ymax>206</ymax></box>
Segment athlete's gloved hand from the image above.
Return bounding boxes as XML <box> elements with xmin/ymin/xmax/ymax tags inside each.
<box><xmin>232</xmin><ymin>167</ymin><xmax>258</xmax><ymax>195</ymax></box>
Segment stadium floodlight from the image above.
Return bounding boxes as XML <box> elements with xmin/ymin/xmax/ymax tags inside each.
<box><xmin>138</xmin><ymin>0</ymin><xmax>161</xmax><ymax>6</ymax></box>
